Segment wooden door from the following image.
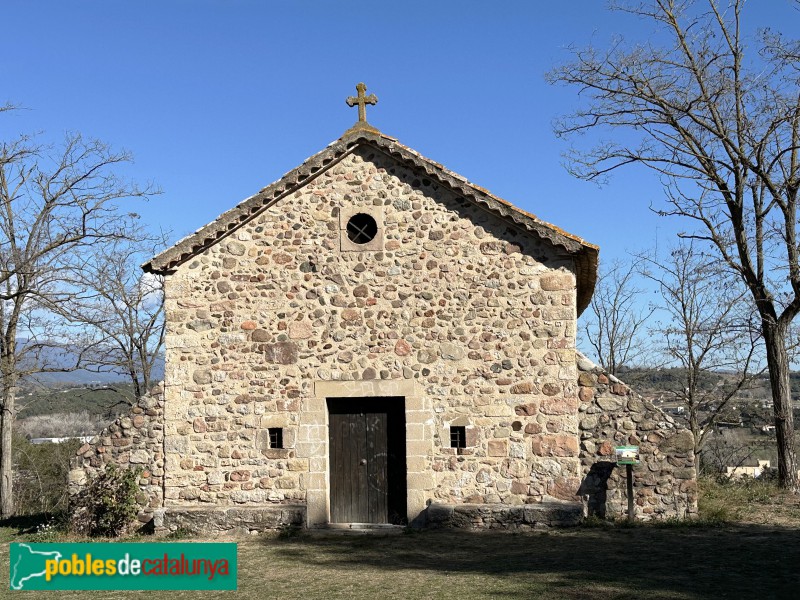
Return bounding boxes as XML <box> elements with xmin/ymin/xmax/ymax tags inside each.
<box><xmin>329</xmin><ymin>408</ymin><xmax>388</xmax><ymax>523</ymax></box>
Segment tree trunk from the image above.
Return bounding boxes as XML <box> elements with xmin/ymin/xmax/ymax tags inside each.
<box><xmin>0</xmin><ymin>354</ymin><xmax>15</xmax><ymax>517</ymax></box>
<box><xmin>688</xmin><ymin>400</ymin><xmax>701</xmax><ymax>458</ymax></box>
<box><xmin>0</xmin><ymin>394</ymin><xmax>13</xmax><ymax>517</ymax></box>
<box><xmin>763</xmin><ymin>323</ymin><xmax>798</xmax><ymax>490</ymax></box>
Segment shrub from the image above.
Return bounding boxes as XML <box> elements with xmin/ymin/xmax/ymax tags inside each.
<box><xmin>13</xmin><ymin>434</ymin><xmax>81</xmax><ymax>515</ymax></box>
<box><xmin>70</xmin><ymin>463</ymin><xmax>143</xmax><ymax>537</ymax></box>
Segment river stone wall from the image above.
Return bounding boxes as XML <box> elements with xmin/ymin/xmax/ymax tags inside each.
<box><xmin>68</xmin><ymin>386</ymin><xmax>165</xmax><ymax>528</ymax></box>
<box><xmin>576</xmin><ymin>353</ymin><xmax>698</xmax><ymax>520</ymax></box>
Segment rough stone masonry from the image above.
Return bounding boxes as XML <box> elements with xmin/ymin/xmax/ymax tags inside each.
<box><xmin>70</xmin><ymin>114</ymin><xmax>697</xmax><ymax>534</ymax></box>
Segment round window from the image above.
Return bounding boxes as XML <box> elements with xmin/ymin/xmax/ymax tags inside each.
<box><xmin>346</xmin><ymin>213</ymin><xmax>378</xmax><ymax>244</ymax></box>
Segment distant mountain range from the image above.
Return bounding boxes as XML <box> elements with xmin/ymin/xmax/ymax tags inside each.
<box><xmin>17</xmin><ymin>340</ymin><xmax>164</xmax><ymax>386</ymax></box>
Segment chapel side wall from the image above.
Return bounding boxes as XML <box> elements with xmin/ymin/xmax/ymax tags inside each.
<box><xmin>576</xmin><ymin>354</ymin><xmax>698</xmax><ymax>520</ymax></box>
<box><xmin>161</xmin><ymin>147</ymin><xmax>583</xmax><ymax>517</ymax></box>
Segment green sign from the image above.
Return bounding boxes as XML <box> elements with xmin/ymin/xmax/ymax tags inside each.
<box><xmin>9</xmin><ymin>542</ymin><xmax>237</xmax><ymax>591</ymax></box>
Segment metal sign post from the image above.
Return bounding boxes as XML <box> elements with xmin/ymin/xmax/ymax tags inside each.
<box><xmin>615</xmin><ymin>446</ymin><xmax>640</xmax><ymax>522</ymax></box>
<box><xmin>626</xmin><ymin>464</ymin><xmax>634</xmax><ymax>521</ymax></box>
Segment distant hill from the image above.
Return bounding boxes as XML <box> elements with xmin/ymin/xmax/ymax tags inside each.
<box><xmin>16</xmin><ymin>383</ymin><xmax>138</xmax><ymax>420</ymax></box>
<box><xmin>617</xmin><ymin>367</ymin><xmax>800</xmax><ymax>399</ymax></box>
<box><xmin>16</xmin><ymin>339</ymin><xmax>164</xmax><ymax>386</ymax></box>
<box><xmin>24</xmin><ymin>367</ymin><xmax>163</xmax><ymax>386</ymax></box>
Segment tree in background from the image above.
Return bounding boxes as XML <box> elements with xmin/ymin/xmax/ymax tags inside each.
<box><xmin>0</xmin><ymin>111</ymin><xmax>154</xmax><ymax>516</ymax></box>
<box><xmin>642</xmin><ymin>242</ymin><xmax>761</xmax><ymax>457</ymax></box>
<box><xmin>580</xmin><ymin>258</ymin><xmax>653</xmax><ymax>375</ymax></box>
<box><xmin>59</xmin><ymin>226</ymin><xmax>167</xmax><ymax>405</ymax></box>
<box><xmin>550</xmin><ymin>0</ymin><xmax>800</xmax><ymax>489</ymax></box>
<box><xmin>700</xmin><ymin>428</ymin><xmax>767</xmax><ymax>476</ymax></box>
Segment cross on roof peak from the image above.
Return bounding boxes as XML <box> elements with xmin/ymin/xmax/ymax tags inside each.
<box><xmin>346</xmin><ymin>82</ymin><xmax>378</xmax><ymax>125</ymax></box>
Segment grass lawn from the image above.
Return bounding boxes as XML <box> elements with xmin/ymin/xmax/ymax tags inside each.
<box><xmin>1</xmin><ymin>478</ymin><xmax>799</xmax><ymax>599</ymax></box>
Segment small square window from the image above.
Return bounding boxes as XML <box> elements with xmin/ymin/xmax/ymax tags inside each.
<box><xmin>450</xmin><ymin>426</ymin><xmax>466</xmax><ymax>449</ymax></box>
<box><xmin>268</xmin><ymin>428</ymin><xmax>284</xmax><ymax>449</ymax></box>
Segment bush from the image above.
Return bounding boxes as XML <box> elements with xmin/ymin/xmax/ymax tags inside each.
<box><xmin>13</xmin><ymin>434</ymin><xmax>81</xmax><ymax>515</ymax></box>
<box><xmin>70</xmin><ymin>463</ymin><xmax>143</xmax><ymax>537</ymax></box>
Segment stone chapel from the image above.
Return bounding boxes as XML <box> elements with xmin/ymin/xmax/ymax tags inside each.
<box><xmin>70</xmin><ymin>84</ymin><xmax>697</xmax><ymax>533</ymax></box>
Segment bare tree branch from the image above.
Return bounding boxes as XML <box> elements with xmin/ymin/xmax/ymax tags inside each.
<box><xmin>580</xmin><ymin>258</ymin><xmax>655</xmax><ymax>374</ymax></box>
<box><xmin>0</xmin><ymin>109</ymin><xmax>158</xmax><ymax>516</ymax></box>
<box><xmin>550</xmin><ymin>0</ymin><xmax>800</xmax><ymax>489</ymax></box>
<box><xmin>47</xmin><ymin>224</ymin><xmax>168</xmax><ymax>404</ymax></box>
<box><xmin>640</xmin><ymin>241</ymin><xmax>763</xmax><ymax>455</ymax></box>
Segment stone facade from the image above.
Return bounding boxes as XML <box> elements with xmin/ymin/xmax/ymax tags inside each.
<box><xmin>158</xmin><ymin>143</ymin><xmax>585</xmax><ymax>527</ymax></box>
<box><xmin>69</xmin><ymin>125</ymin><xmax>696</xmax><ymax>532</ymax></box>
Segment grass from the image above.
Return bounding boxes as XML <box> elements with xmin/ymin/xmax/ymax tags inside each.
<box><xmin>699</xmin><ymin>475</ymin><xmax>800</xmax><ymax>526</ymax></box>
<box><xmin>1</xmin><ymin>478</ymin><xmax>799</xmax><ymax>599</ymax></box>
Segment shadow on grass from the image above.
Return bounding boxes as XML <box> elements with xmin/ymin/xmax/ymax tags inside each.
<box><xmin>0</xmin><ymin>513</ymin><xmax>51</xmax><ymax>535</ymax></box>
<box><xmin>264</xmin><ymin>524</ymin><xmax>800</xmax><ymax>599</ymax></box>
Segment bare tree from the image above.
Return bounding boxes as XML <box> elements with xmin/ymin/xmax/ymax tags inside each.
<box><xmin>700</xmin><ymin>428</ymin><xmax>764</xmax><ymax>477</ymax></box>
<box><xmin>642</xmin><ymin>242</ymin><xmax>761</xmax><ymax>456</ymax></box>
<box><xmin>61</xmin><ymin>228</ymin><xmax>167</xmax><ymax>404</ymax></box>
<box><xmin>0</xmin><ymin>121</ymin><xmax>152</xmax><ymax>516</ymax></box>
<box><xmin>549</xmin><ymin>0</ymin><xmax>800</xmax><ymax>489</ymax></box>
<box><xmin>580</xmin><ymin>258</ymin><xmax>653</xmax><ymax>375</ymax></box>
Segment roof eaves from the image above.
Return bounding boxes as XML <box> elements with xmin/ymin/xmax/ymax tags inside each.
<box><xmin>143</xmin><ymin>128</ymin><xmax>598</xmax><ymax>316</ymax></box>
<box><xmin>142</xmin><ymin>135</ymin><xmax>360</xmax><ymax>273</ymax></box>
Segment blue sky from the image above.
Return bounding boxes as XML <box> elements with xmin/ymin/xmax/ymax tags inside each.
<box><xmin>2</xmin><ymin>0</ymin><xmax>797</xmax><ymax>269</ymax></box>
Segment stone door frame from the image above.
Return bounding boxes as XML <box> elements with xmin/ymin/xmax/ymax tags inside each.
<box><xmin>303</xmin><ymin>380</ymin><xmax>428</xmax><ymax>527</ymax></box>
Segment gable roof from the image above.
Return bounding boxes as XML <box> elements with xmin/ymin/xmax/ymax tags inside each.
<box><xmin>143</xmin><ymin>125</ymin><xmax>599</xmax><ymax>315</ymax></box>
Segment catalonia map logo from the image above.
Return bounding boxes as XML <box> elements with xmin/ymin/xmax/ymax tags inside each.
<box><xmin>9</xmin><ymin>542</ymin><xmax>237</xmax><ymax>591</ymax></box>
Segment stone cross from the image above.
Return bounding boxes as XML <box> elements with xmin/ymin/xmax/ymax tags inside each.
<box><xmin>346</xmin><ymin>82</ymin><xmax>378</xmax><ymax>123</ymax></box>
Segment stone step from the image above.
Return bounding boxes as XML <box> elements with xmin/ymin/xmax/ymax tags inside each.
<box><xmin>309</xmin><ymin>523</ymin><xmax>406</xmax><ymax>536</ymax></box>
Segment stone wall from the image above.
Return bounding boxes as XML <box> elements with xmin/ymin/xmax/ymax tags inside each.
<box><xmin>68</xmin><ymin>386</ymin><xmax>165</xmax><ymax>528</ymax></box>
<box><xmin>162</xmin><ymin>145</ymin><xmax>583</xmax><ymax>525</ymax></box>
<box><xmin>424</xmin><ymin>501</ymin><xmax>581</xmax><ymax>530</ymax></box>
<box><xmin>576</xmin><ymin>353</ymin><xmax>698</xmax><ymax>520</ymax></box>
<box><xmin>155</xmin><ymin>505</ymin><xmax>305</xmax><ymax>536</ymax></box>
<box><xmin>65</xmin><ymin>354</ymin><xmax>699</xmax><ymax>530</ymax></box>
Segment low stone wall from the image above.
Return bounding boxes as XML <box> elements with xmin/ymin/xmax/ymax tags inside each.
<box><xmin>576</xmin><ymin>353</ymin><xmax>698</xmax><ymax>520</ymax></box>
<box><xmin>424</xmin><ymin>501</ymin><xmax>582</xmax><ymax>530</ymax></box>
<box><xmin>68</xmin><ymin>386</ymin><xmax>165</xmax><ymax>528</ymax></box>
<box><xmin>156</xmin><ymin>505</ymin><xmax>305</xmax><ymax>536</ymax></box>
